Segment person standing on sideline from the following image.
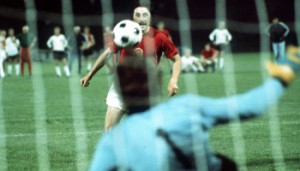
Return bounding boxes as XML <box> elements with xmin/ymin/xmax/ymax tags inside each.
<box><xmin>5</xmin><ymin>28</ymin><xmax>20</xmax><ymax>76</ymax></box>
<box><xmin>47</xmin><ymin>26</ymin><xmax>70</xmax><ymax>77</ymax></box>
<box><xmin>181</xmin><ymin>47</ymin><xmax>204</xmax><ymax>73</ymax></box>
<box><xmin>209</xmin><ymin>21</ymin><xmax>232</xmax><ymax>70</ymax></box>
<box><xmin>17</xmin><ymin>25</ymin><xmax>36</xmax><ymax>76</ymax></box>
<box><xmin>68</xmin><ymin>26</ymin><xmax>86</xmax><ymax>75</ymax></box>
<box><xmin>0</xmin><ymin>29</ymin><xmax>7</xmax><ymax>78</ymax></box>
<box><xmin>266</xmin><ymin>17</ymin><xmax>290</xmax><ymax>63</ymax></box>
<box><xmin>80</xmin><ymin>6</ymin><xmax>182</xmax><ymax>132</ymax></box>
<box><xmin>82</xmin><ymin>26</ymin><xmax>95</xmax><ymax>72</ymax></box>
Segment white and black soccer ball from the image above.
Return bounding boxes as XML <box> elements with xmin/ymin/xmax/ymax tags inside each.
<box><xmin>113</xmin><ymin>20</ymin><xmax>142</xmax><ymax>48</ymax></box>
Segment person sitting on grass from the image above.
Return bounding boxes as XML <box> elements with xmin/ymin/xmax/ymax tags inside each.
<box><xmin>201</xmin><ymin>42</ymin><xmax>218</xmax><ymax>73</ymax></box>
<box><xmin>181</xmin><ymin>47</ymin><xmax>204</xmax><ymax>73</ymax></box>
<box><xmin>88</xmin><ymin>48</ymin><xmax>300</xmax><ymax>171</ymax></box>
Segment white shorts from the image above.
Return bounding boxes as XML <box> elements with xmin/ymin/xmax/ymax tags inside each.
<box><xmin>106</xmin><ymin>82</ymin><xmax>126</xmax><ymax>111</ymax></box>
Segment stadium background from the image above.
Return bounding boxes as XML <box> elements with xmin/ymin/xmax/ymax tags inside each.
<box><xmin>0</xmin><ymin>0</ymin><xmax>297</xmax><ymax>53</ymax></box>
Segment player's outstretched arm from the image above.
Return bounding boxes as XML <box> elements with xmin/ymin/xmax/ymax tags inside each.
<box><xmin>168</xmin><ymin>54</ymin><xmax>181</xmax><ymax>96</ymax></box>
<box><xmin>201</xmin><ymin>60</ymin><xmax>299</xmax><ymax>127</ymax></box>
<box><xmin>80</xmin><ymin>47</ymin><xmax>112</xmax><ymax>87</ymax></box>
<box><xmin>200</xmin><ymin>78</ymin><xmax>285</xmax><ymax>127</ymax></box>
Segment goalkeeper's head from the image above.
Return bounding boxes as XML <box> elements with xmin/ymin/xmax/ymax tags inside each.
<box><xmin>115</xmin><ymin>56</ymin><xmax>161</xmax><ymax>114</ymax></box>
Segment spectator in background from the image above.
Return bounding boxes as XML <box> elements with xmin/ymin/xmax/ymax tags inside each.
<box><xmin>181</xmin><ymin>47</ymin><xmax>204</xmax><ymax>73</ymax></box>
<box><xmin>156</xmin><ymin>21</ymin><xmax>172</xmax><ymax>41</ymax></box>
<box><xmin>209</xmin><ymin>21</ymin><xmax>232</xmax><ymax>70</ymax></box>
<box><xmin>5</xmin><ymin>28</ymin><xmax>20</xmax><ymax>76</ymax></box>
<box><xmin>103</xmin><ymin>26</ymin><xmax>115</xmax><ymax>74</ymax></box>
<box><xmin>0</xmin><ymin>29</ymin><xmax>6</xmax><ymax>78</ymax></box>
<box><xmin>47</xmin><ymin>26</ymin><xmax>69</xmax><ymax>77</ymax></box>
<box><xmin>156</xmin><ymin>21</ymin><xmax>173</xmax><ymax>74</ymax></box>
<box><xmin>17</xmin><ymin>25</ymin><xmax>36</xmax><ymax>76</ymax></box>
<box><xmin>68</xmin><ymin>26</ymin><xmax>86</xmax><ymax>75</ymax></box>
<box><xmin>266</xmin><ymin>17</ymin><xmax>290</xmax><ymax>63</ymax></box>
<box><xmin>103</xmin><ymin>26</ymin><xmax>113</xmax><ymax>48</ymax></box>
<box><xmin>201</xmin><ymin>42</ymin><xmax>218</xmax><ymax>73</ymax></box>
<box><xmin>82</xmin><ymin>26</ymin><xmax>95</xmax><ymax>72</ymax></box>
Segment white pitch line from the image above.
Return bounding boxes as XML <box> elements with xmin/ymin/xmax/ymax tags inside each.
<box><xmin>4</xmin><ymin>116</ymin><xmax>300</xmax><ymax>125</ymax></box>
<box><xmin>1</xmin><ymin>119</ymin><xmax>299</xmax><ymax>139</ymax></box>
<box><xmin>0</xmin><ymin>79</ymin><xmax>7</xmax><ymax>171</ymax></box>
<box><xmin>32</xmin><ymin>63</ymin><xmax>51</xmax><ymax>171</ymax></box>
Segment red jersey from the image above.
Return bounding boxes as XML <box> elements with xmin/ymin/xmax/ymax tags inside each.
<box><xmin>201</xmin><ymin>48</ymin><xmax>216</xmax><ymax>59</ymax></box>
<box><xmin>109</xmin><ymin>27</ymin><xmax>178</xmax><ymax>64</ymax></box>
<box><xmin>160</xmin><ymin>29</ymin><xmax>172</xmax><ymax>41</ymax></box>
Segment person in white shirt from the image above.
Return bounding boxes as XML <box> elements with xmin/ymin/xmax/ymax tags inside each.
<box><xmin>209</xmin><ymin>21</ymin><xmax>232</xmax><ymax>69</ymax></box>
<box><xmin>0</xmin><ymin>29</ymin><xmax>7</xmax><ymax>78</ymax></box>
<box><xmin>5</xmin><ymin>28</ymin><xmax>20</xmax><ymax>76</ymax></box>
<box><xmin>181</xmin><ymin>47</ymin><xmax>204</xmax><ymax>73</ymax></box>
<box><xmin>47</xmin><ymin>26</ymin><xmax>70</xmax><ymax>77</ymax></box>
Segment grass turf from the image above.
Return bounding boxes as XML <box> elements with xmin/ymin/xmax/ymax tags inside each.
<box><xmin>0</xmin><ymin>53</ymin><xmax>299</xmax><ymax>170</ymax></box>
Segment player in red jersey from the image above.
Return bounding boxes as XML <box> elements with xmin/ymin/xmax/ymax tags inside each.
<box><xmin>201</xmin><ymin>43</ymin><xmax>218</xmax><ymax>72</ymax></box>
<box><xmin>80</xmin><ymin>6</ymin><xmax>182</xmax><ymax>132</ymax></box>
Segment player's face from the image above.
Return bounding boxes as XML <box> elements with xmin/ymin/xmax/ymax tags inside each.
<box><xmin>157</xmin><ymin>22</ymin><xmax>164</xmax><ymax>30</ymax></box>
<box><xmin>273</xmin><ymin>18</ymin><xmax>279</xmax><ymax>24</ymax></box>
<box><xmin>1</xmin><ymin>31</ymin><xmax>6</xmax><ymax>37</ymax></box>
<box><xmin>218</xmin><ymin>22</ymin><xmax>225</xmax><ymax>29</ymax></box>
<box><xmin>84</xmin><ymin>27</ymin><xmax>90</xmax><ymax>34</ymax></box>
<box><xmin>74</xmin><ymin>27</ymin><xmax>80</xmax><ymax>34</ymax></box>
<box><xmin>8</xmin><ymin>29</ymin><xmax>14</xmax><ymax>36</ymax></box>
<box><xmin>184</xmin><ymin>49</ymin><xmax>191</xmax><ymax>56</ymax></box>
<box><xmin>23</xmin><ymin>26</ymin><xmax>29</xmax><ymax>33</ymax></box>
<box><xmin>133</xmin><ymin>7</ymin><xmax>151</xmax><ymax>34</ymax></box>
<box><xmin>205</xmin><ymin>44</ymin><xmax>211</xmax><ymax>50</ymax></box>
<box><xmin>54</xmin><ymin>28</ymin><xmax>60</xmax><ymax>35</ymax></box>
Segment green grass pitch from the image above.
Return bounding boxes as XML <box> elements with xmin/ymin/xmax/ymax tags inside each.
<box><xmin>0</xmin><ymin>53</ymin><xmax>299</xmax><ymax>170</ymax></box>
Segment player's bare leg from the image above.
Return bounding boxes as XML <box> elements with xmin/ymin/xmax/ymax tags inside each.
<box><xmin>104</xmin><ymin>106</ymin><xmax>125</xmax><ymax>132</ymax></box>
<box><xmin>54</xmin><ymin>60</ymin><xmax>62</xmax><ymax>77</ymax></box>
<box><xmin>62</xmin><ymin>58</ymin><xmax>70</xmax><ymax>77</ymax></box>
<box><xmin>219</xmin><ymin>51</ymin><xmax>224</xmax><ymax>69</ymax></box>
<box><xmin>87</xmin><ymin>55</ymin><xmax>93</xmax><ymax>72</ymax></box>
<box><xmin>14</xmin><ymin>57</ymin><xmax>20</xmax><ymax>76</ymax></box>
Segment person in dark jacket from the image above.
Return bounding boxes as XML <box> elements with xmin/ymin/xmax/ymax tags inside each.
<box><xmin>266</xmin><ymin>17</ymin><xmax>289</xmax><ymax>63</ymax></box>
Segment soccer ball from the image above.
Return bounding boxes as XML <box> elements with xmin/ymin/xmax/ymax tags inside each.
<box><xmin>113</xmin><ymin>20</ymin><xmax>142</xmax><ymax>48</ymax></box>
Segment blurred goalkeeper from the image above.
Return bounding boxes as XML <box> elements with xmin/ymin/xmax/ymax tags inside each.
<box><xmin>89</xmin><ymin>47</ymin><xmax>300</xmax><ymax>171</ymax></box>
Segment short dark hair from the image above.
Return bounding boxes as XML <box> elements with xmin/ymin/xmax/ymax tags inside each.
<box><xmin>116</xmin><ymin>56</ymin><xmax>160</xmax><ymax>107</ymax></box>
